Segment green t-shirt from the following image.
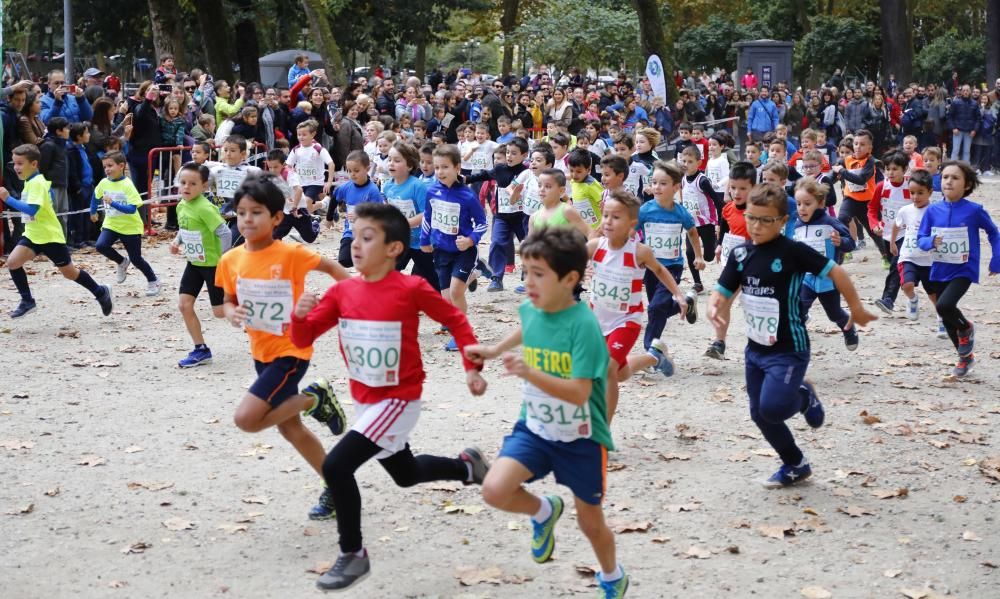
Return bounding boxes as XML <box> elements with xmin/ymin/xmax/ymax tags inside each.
<box><xmin>95</xmin><ymin>176</ymin><xmax>144</xmax><ymax>236</ymax></box>
<box><xmin>517</xmin><ymin>300</ymin><xmax>612</xmax><ymax>450</ymax></box>
<box><xmin>21</xmin><ymin>172</ymin><xmax>65</xmax><ymax>245</ymax></box>
<box><xmin>176</xmin><ymin>194</ymin><xmax>226</xmax><ymax>267</ymax></box>
<box><xmin>570</xmin><ymin>178</ymin><xmax>603</xmax><ymax>229</ymax></box>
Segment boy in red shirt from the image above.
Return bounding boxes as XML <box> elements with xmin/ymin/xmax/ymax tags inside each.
<box><xmin>691</xmin><ymin>125</ymin><xmax>710</xmax><ymax>171</ymax></box>
<box><xmin>291</xmin><ymin>202</ymin><xmax>489</xmax><ymax>592</ymax></box>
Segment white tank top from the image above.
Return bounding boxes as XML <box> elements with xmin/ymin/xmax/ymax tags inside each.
<box><xmin>589</xmin><ymin>236</ymin><xmax>645</xmax><ymax>335</ymax></box>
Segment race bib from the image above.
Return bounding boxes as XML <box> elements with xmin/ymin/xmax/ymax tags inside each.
<box><xmin>932</xmin><ymin>227</ymin><xmax>969</xmax><ymax>264</ymax></box>
<box><xmin>104</xmin><ymin>192</ymin><xmax>128</xmax><ymax>218</ymax></box>
<box><xmin>498</xmin><ymin>186</ymin><xmax>522</xmax><ymax>214</ymax></box>
<box><xmin>682</xmin><ymin>194</ymin><xmax>700</xmax><ymax>216</ymax></box>
<box><xmin>644</xmin><ymin>222</ymin><xmax>683</xmax><ymax>260</ymax></box>
<box><xmin>794</xmin><ymin>225</ymin><xmax>830</xmax><ymax>255</ymax></box>
<box><xmin>881</xmin><ymin>198</ymin><xmax>907</xmax><ymax>237</ymax></box>
<box><xmin>430</xmin><ymin>199</ymin><xmax>460</xmax><ymax>235</ymax></box>
<box><xmin>522</xmin><ymin>179</ymin><xmax>541</xmax><ymax>216</ymax></box>
<box><xmin>339</xmin><ymin>319</ymin><xmax>402</xmax><ymax>387</ymax></box>
<box><xmin>178</xmin><ymin>229</ymin><xmax>206</xmax><ymax>262</ymax></box>
<box><xmin>899</xmin><ymin>231</ymin><xmax>929</xmax><ymax>261</ymax></box>
<box><xmin>720</xmin><ymin>233</ymin><xmax>746</xmax><ymax>264</ymax></box>
<box><xmin>573</xmin><ymin>200</ymin><xmax>598</xmax><ymax>227</ymax></box>
<box><xmin>845</xmin><ymin>170</ymin><xmax>867</xmax><ymax>193</ymax></box>
<box><xmin>237</xmin><ymin>278</ymin><xmax>293</xmax><ymax>335</ymax></box>
<box><xmin>216</xmin><ymin>169</ymin><xmax>246</xmax><ymax>199</ymax></box>
<box><xmin>388</xmin><ymin>198</ymin><xmax>416</xmax><ymax>218</ymax></box>
<box><xmin>296</xmin><ymin>165</ymin><xmax>319</xmax><ymax>181</ymax></box>
<box><xmin>523</xmin><ymin>381</ymin><xmax>590</xmax><ymax>443</ymax></box>
<box><xmin>469</xmin><ymin>153</ymin><xmax>490</xmax><ymax>171</ymax></box>
<box><xmin>590</xmin><ymin>264</ymin><xmax>633</xmax><ymax>312</ymax></box>
<box><xmin>741</xmin><ymin>294</ymin><xmax>780</xmax><ymax>346</ymax></box>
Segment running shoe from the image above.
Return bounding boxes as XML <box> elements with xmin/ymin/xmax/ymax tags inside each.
<box><xmin>10</xmin><ymin>299</ymin><xmax>37</xmax><ymax>319</ymax></box>
<box><xmin>693</xmin><ymin>283</ymin><xmax>705</xmax><ymax>295</ymax></box>
<box><xmin>459</xmin><ymin>446</ymin><xmax>490</xmax><ymax>485</ymax></box>
<box><xmin>309</xmin><ymin>487</ymin><xmax>336</xmax><ymax>520</ymax></box>
<box><xmin>476</xmin><ymin>260</ymin><xmax>493</xmax><ymax>280</ymax></box>
<box><xmin>953</xmin><ymin>354</ymin><xmax>975</xmax><ymax>377</ymax></box>
<box><xmin>444</xmin><ymin>337</ymin><xmax>459</xmax><ymax>352</ymax></box>
<box><xmin>936</xmin><ymin>318</ymin><xmax>948</xmax><ymax>339</ymax></box>
<box><xmin>648</xmin><ymin>339</ymin><xmax>675</xmax><ymax>377</ymax></box>
<box><xmin>504</xmin><ymin>264</ymin><xmax>515</xmax><ymax>274</ymax></box>
<box><xmin>178</xmin><ymin>346</ymin><xmax>212</xmax><ymax>368</ymax></box>
<box><xmin>957</xmin><ymin>323</ymin><xmax>975</xmax><ymax>357</ymax></box>
<box><xmin>881</xmin><ymin>256</ymin><xmax>890</xmax><ymax>270</ymax></box>
<box><xmin>596</xmin><ymin>569</ymin><xmax>630</xmax><ymax>599</ymax></box>
<box><xmin>762</xmin><ymin>462</ymin><xmax>813</xmax><ymax>488</ymax></box>
<box><xmin>531</xmin><ymin>495</ymin><xmax>564</xmax><ymax>563</ymax></box>
<box><xmin>316</xmin><ymin>550</ymin><xmax>370</xmax><ymax>591</ymax></box>
<box><xmin>843</xmin><ymin>325</ymin><xmax>859</xmax><ymax>351</ymax></box>
<box><xmin>116</xmin><ymin>257</ymin><xmax>130</xmax><ymax>284</ymax></box>
<box><xmin>97</xmin><ymin>285</ymin><xmax>113</xmax><ymax>316</ymax></box>
<box><xmin>514</xmin><ymin>284</ymin><xmax>526</xmax><ymax>294</ymax></box>
<box><xmin>146</xmin><ymin>279</ymin><xmax>163</xmax><ymax>297</ymax></box>
<box><xmin>906</xmin><ymin>296</ymin><xmax>919</xmax><ymax>320</ymax></box>
<box><xmin>799</xmin><ymin>380</ymin><xmax>824</xmax><ymax>428</ymax></box>
<box><xmin>468</xmin><ymin>276</ymin><xmax>478</xmax><ymax>292</ymax></box>
<box><xmin>704</xmin><ymin>339</ymin><xmax>726</xmax><ymax>360</ymax></box>
<box><xmin>487</xmin><ymin>278</ymin><xmax>503</xmax><ymax>292</ymax></box>
<box><xmin>857</xmin><ymin>239</ymin><xmax>867</xmax><ymax>250</ymax></box>
<box><xmin>303</xmin><ymin>378</ymin><xmax>346</xmax><ymax>435</ymax></box>
<box><xmin>873</xmin><ymin>298</ymin><xmax>893</xmax><ymax>315</ymax></box>
<box><xmin>684</xmin><ymin>290</ymin><xmax>698</xmax><ymax>324</ymax></box>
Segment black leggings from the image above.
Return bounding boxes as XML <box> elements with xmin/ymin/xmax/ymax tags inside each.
<box><xmin>322</xmin><ymin>431</ymin><xmax>467</xmax><ymax>553</ymax></box>
<box><xmin>273</xmin><ymin>209</ymin><xmax>318</xmax><ymax>243</ymax></box>
<box><xmin>838</xmin><ymin>198</ymin><xmax>884</xmax><ymax>255</ymax></box>
<box><xmin>96</xmin><ymin>230</ymin><xmax>158</xmax><ymax>282</ymax></box>
<box><xmin>933</xmin><ymin>277</ymin><xmax>972</xmax><ymax>350</ymax></box>
<box><xmin>396</xmin><ymin>247</ymin><xmax>441</xmax><ymax>291</ymax></box>
<box><xmin>685</xmin><ymin>224</ymin><xmax>717</xmax><ymax>286</ymax></box>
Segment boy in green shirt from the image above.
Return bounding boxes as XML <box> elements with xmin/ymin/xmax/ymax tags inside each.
<box><xmin>91</xmin><ymin>151</ymin><xmax>162</xmax><ymax>296</ymax></box>
<box><xmin>170</xmin><ymin>162</ymin><xmax>232</xmax><ymax>368</ymax></box>
<box><xmin>466</xmin><ymin>227</ymin><xmax>629</xmax><ymax>598</ymax></box>
<box><xmin>1</xmin><ymin>144</ymin><xmax>113</xmax><ymax>319</ymax></box>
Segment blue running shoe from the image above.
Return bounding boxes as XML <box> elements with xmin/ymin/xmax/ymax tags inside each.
<box><xmin>762</xmin><ymin>462</ymin><xmax>812</xmax><ymax>488</ymax></box>
<box><xmin>514</xmin><ymin>284</ymin><xmax>526</xmax><ymax>294</ymax></box>
<box><xmin>444</xmin><ymin>337</ymin><xmax>459</xmax><ymax>352</ymax></box>
<box><xmin>953</xmin><ymin>353</ymin><xmax>975</xmax><ymax>377</ymax></box>
<box><xmin>531</xmin><ymin>495</ymin><xmax>563</xmax><ymax>563</ymax></box>
<box><xmin>178</xmin><ymin>346</ymin><xmax>212</xmax><ymax>368</ymax></box>
<box><xmin>487</xmin><ymin>278</ymin><xmax>503</xmax><ymax>292</ymax></box>
<box><xmin>97</xmin><ymin>285</ymin><xmax>113</xmax><ymax>316</ymax></box>
<box><xmin>10</xmin><ymin>298</ymin><xmax>37</xmax><ymax>319</ymax></box>
<box><xmin>648</xmin><ymin>339</ymin><xmax>674</xmax><ymax>377</ymax></box>
<box><xmin>308</xmin><ymin>486</ymin><xmax>336</xmax><ymax>520</ymax></box>
<box><xmin>957</xmin><ymin>323</ymin><xmax>974</xmax><ymax>357</ymax></box>
<box><xmin>596</xmin><ymin>569</ymin><xmax>630</xmax><ymax>599</ymax></box>
<box><xmin>843</xmin><ymin>326</ymin><xmax>859</xmax><ymax>351</ymax></box>
<box><xmin>799</xmin><ymin>380</ymin><xmax>824</xmax><ymax>428</ymax></box>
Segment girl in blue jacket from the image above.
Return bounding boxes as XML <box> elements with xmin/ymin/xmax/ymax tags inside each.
<box><xmin>917</xmin><ymin>161</ymin><xmax>1000</xmax><ymax>377</ymax></box>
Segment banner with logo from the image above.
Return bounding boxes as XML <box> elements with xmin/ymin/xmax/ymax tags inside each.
<box><xmin>645</xmin><ymin>54</ymin><xmax>667</xmax><ymax>101</ymax></box>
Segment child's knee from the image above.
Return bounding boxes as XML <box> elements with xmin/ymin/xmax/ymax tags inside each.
<box><xmin>575</xmin><ymin>506</ymin><xmax>608</xmax><ymax>540</ymax></box>
<box><xmin>178</xmin><ymin>295</ymin><xmax>195</xmax><ymax>313</ymax></box>
<box><xmin>481</xmin><ymin>474</ymin><xmax>513</xmax><ymax>508</ymax></box>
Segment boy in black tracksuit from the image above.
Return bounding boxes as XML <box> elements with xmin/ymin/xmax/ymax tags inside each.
<box><xmin>38</xmin><ymin>117</ymin><xmax>71</xmax><ymax>242</ymax></box>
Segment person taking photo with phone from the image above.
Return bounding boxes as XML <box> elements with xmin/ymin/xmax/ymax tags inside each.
<box><xmin>40</xmin><ymin>69</ymin><xmax>93</xmax><ymax>125</ymax></box>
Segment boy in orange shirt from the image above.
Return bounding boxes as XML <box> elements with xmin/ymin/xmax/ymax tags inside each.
<box><xmin>215</xmin><ymin>172</ymin><xmax>352</xmax><ymax>520</ymax></box>
<box><xmin>832</xmin><ymin>129</ymin><xmax>880</xmax><ymax>254</ymax></box>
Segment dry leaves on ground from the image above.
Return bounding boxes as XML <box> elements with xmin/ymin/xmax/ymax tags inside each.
<box><xmin>801</xmin><ymin>586</ymin><xmax>833</xmax><ymax>599</ymax></box>
<box><xmin>162</xmin><ymin>517</ymin><xmax>195</xmax><ymax>531</ymax></box>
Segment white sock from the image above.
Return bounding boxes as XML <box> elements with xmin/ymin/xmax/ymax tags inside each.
<box><xmin>531</xmin><ymin>497</ymin><xmax>552</xmax><ymax>523</ymax></box>
<box><xmin>464</xmin><ymin>461</ymin><xmax>474</xmax><ymax>482</ymax></box>
<box><xmin>600</xmin><ymin>565</ymin><xmax>623</xmax><ymax>582</ymax></box>
<box><xmin>796</xmin><ymin>458</ymin><xmax>809</xmax><ymax>468</ymax></box>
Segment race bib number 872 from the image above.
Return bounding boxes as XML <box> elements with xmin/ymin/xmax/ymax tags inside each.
<box><xmin>236</xmin><ymin>278</ymin><xmax>293</xmax><ymax>335</ymax></box>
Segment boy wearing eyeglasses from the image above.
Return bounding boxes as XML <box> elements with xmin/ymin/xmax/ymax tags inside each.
<box><xmin>707</xmin><ymin>183</ymin><xmax>876</xmax><ymax>489</ymax></box>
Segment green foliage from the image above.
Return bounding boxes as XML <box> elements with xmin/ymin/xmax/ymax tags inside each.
<box><xmin>511</xmin><ymin>2</ymin><xmax>640</xmax><ymax>72</ymax></box>
<box><xmin>794</xmin><ymin>15</ymin><xmax>879</xmax><ymax>82</ymax></box>
<box><xmin>913</xmin><ymin>31</ymin><xmax>986</xmax><ymax>85</ymax></box>
<box><xmin>675</xmin><ymin>15</ymin><xmax>769</xmax><ymax>71</ymax></box>
<box><xmin>746</xmin><ymin>0</ymin><xmax>803</xmax><ymax>41</ymax></box>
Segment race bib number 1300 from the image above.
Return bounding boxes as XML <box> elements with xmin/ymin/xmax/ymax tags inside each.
<box><xmin>339</xmin><ymin>319</ymin><xmax>402</xmax><ymax>387</ymax></box>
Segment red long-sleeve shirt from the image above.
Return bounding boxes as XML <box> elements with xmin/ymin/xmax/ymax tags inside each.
<box><xmin>290</xmin><ymin>271</ymin><xmax>479</xmax><ymax>404</ymax></box>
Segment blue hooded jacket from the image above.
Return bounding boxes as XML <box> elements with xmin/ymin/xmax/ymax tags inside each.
<box><xmin>917</xmin><ymin>198</ymin><xmax>1000</xmax><ymax>283</ymax></box>
<box><xmin>795</xmin><ymin>209</ymin><xmax>855</xmax><ymax>293</ymax></box>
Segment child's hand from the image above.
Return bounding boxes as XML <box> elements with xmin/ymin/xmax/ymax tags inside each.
<box><xmin>102</xmin><ymin>194</ymin><xmax>112</xmax><ymax>205</ymax></box>
<box><xmin>832</xmin><ymin>165</ymin><xmax>843</xmax><ymax>174</ymax></box>
<box><xmin>706</xmin><ymin>294</ymin><xmax>729</xmax><ymax>330</ymax></box>
<box><xmin>226</xmin><ymin>304</ymin><xmax>248</xmax><ymax>328</ymax></box>
<box><xmin>872</xmin><ymin>225</ymin><xmax>883</xmax><ymax>236</ymax></box>
<box><xmin>169</xmin><ymin>242</ymin><xmax>180</xmax><ymax>255</ymax></box>
<box><xmin>848</xmin><ymin>306</ymin><xmax>879</xmax><ymax>328</ymax></box>
<box><xmin>933</xmin><ymin>235</ymin><xmax>943</xmax><ymax>248</ymax></box>
<box><xmin>464</xmin><ymin>343</ymin><xmax>497</xmax><ymax>364</ymax></box>
<box><xmin>0</xmin><ymin>187</ymin><xmax>8</xmax><ymax>201</ymax></box>
<box><xmin>674</xmin><ymin>295</ymin><xmax>689</xmax><ymax>313</ymax></box>
<box><xmin>830</xmin><ymin>230</ymin><xmax>841</xmax><ymax>247</ymax></box>
<box><xmin>420</xmin><ymin>244</ymin><xmax>433</xmax><ymax>254</ymax></box>
<box><xmin>346</xmin><ymin>211</ymin><xmax>356</xmax><ymax>223</ymax></box>
<box><xmin>90</xmin><ymin>214</ymin><xmax>99</xmax><ymax>223</ymax></box>
<box><xmin>466</xmin><ymin>369</ymin><xmax>487</xmax><ymax>396</ymax></box>
<box><xmin>714</xmin><ymin>246</ymin><xmax>722</xmax><ymax>263</ymax></box>
<box><xmin>501</xmin><ymin>351</ymin><xmax>529</xmax><ymax>378</ymax></box>
<box><xmin>323</xmin><ymin>182</ymin><xmax>332</xmax><ymax>195</ymax></box>
<box><xmin>693</xmin><ymin>257</ymin><xmax>707</xmax><ymax>270</ymax></box>
<box><xmin>455</xmin><ymin>236</ymin><xmax>473</xmax><ymax>251</ymax></box>
<box><xmin>294</xmin><ymin>292</ymin><xmax>319</xmax><ymax>319</ymax></box>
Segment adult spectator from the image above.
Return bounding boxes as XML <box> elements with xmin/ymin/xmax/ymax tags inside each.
<box><xmin>40</xmin><ymin>69</ymin><xmax>93</xmax><ymax>124</ymax></box>
<box><xmin>213</xmin><ymin>79</ymin><xmax>245</xmax><ymax>127</ymax></box>
<box><xmin>607</xmin><ymin>96</ymin><xmax>648</xmax><ymax>131</ymax></box>
<box><xmin>864</xmin><ymin>93</ymin><xmax>893</xmax><ymax>157</ymax></box>
<box><xmin>275</xmin><ymin>88</ymin><xmax>293</xmax><ymax>140</ymax></box>
<box><xmin>17</xmin><ymin>92</ymin><xmax>46</xmax><ymax>145</ymax></box>
<box><xmin>333</xmin><ymin>100</ymin><xmax>365</xmax><ymax>171</ymax></box>
<box><xmin>258</xmin><ymin>88</ymin><xmax>279</xmax><ymax>150</ymax></box>
<box><xmin>126</xmin><ymin>84</ymin><xmax>164</xmax><ymax>225</ymax></box>
<box><xmin>1</xmin><ymin>82</ymin><xmax>31</xmax><ymax>252</ymax></box>
<box><xmin>746</xmin><ymin>86</ymin><xmax>779</xmax><ymax>142</ymax></box>
<box><xmin>740</xmin><ymin>68</ymin><xmax>758</xmax><ymax>91</ymax></box>
<box><xmin>927</xmin><ymin>88</ymin><xmax>950</xmax><ymax>153</ymax></box>
<box><xmin>948</xmin><ymin>84</ymin><xmax>980</xmax><ymax>163</ymax></box>
<box><xmin>946</xmin><ymin>71</ymin><xmax>960</xmax><ymax>96</ymax></box>
<box><xmin>88</xmin><ymin>96</ymin><xmax>117</xmax><ymax>154</ymax></box>
<box><xmin>375</xmin><ymin>79</ymin><xmax>396</xmax><ymax>116</ymax></box>
<box><xmin>782</xmin><ymin>92</ymin><xmax>806</xmax><ymax>140</ymax></box>
<box><xmin>826</xmin><ymin>69</ymin><xmax>844</xmax><ymax>93</ymax></box>
<box><xmin>901</xmin><ymin>86</ymin><xmax>929</xmax><ymax>146</ymax></box>
<box><xmin>637</xmin><ymin>78</ymin><xmax>655</xmax><ymax>108</ymax></box>
<box><xmin>514</xmin><ymin>92</ymin><xmax>534</xmax><ymax>130</ymax></box>
<box><xmin>843</xmin><ymin>88</ymin><xmax>870</xmax><ymax>134</ymax></box>
<box><xmin>82</xmin><ymin>67</ymin><xmax>106</xmax><ymax>105</ymax></box>
<box><xmin>103</xmin><ymin>72</ymin><xmax>122</xmax><ymax>95</ymax></box>
<box><xmin>545</xmin><ymin>88</ymin><xmax>575</xmax><ymax>130</ymax></box>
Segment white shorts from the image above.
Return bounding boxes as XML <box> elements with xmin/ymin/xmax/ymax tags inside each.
<box><xmin>352</xmin><ymin>398</ymin><xmax>421</xmax><ymax>459</ymax></box>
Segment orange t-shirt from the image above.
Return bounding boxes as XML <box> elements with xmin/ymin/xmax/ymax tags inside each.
<box><xmin>216</xmin><ymin>241</ymin><xmax>322</xmax><ymax>362</ymax></box>
<box><xmin>843</xmin><ymin>155</ymin><xmax>876</xmax><ymax>202</ymax></box>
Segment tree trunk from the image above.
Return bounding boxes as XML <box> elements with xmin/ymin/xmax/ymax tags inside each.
<box><xmin>234</xmin><ymin>0</ymin><xmax>261</xmax><ymax>83</ymax></box>
<box><xmin>988</xmin><ymin>0</ymin><xmax>1000</xmax><ymax>85</ymax></box>
<box><xmin>195</xmin><ymin>0</ymin><xmax>234</xmax><ymax>83</ymax></box>
<box><xmin>500</xmin><ymin>0</ymin><xmax>520</xmax><ymax>77</ymax></box>
<box><xmin>147</xmin><ymin>0</ymin><xmax>188</xmax><ymax>70</ymax></box>
<box><xmin>301</xmin><ymin>0</ymin><xmax>345</xmax><ymax>87</ymax></box>
<box><xmin>630</xmin><ymin>0</ymin><xmax>677</xmax><ymax>102</ymax></box>
<box><xmin>879</xmin><ymin>0</ymin><xmax>912</xmax><ymax>85</ymax></box>
<box><xmin>415</xmin><ymin>36</ymin><xmax>427</xmax><ymax>82</ymax></box>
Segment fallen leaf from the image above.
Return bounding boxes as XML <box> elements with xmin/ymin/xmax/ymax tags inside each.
<box><xmin>108</xmin><ymin>580</ymin><xmax>128</xmax><ymax>589</ymax></box>
<box><xmin>606</xmin><ymin>462</ymin><xmax>628</xmax><ymax>472</ymax></box>
<box><xmin>884</xmin><ymin>569</ymin><xmax>902</xmax><ymax>578</ymax></box>
<box><xmin>651</xmin><ymin>536</ymin><xmax>671</xmax><ymax>544</ymax></box>
<box><xmin>859</xmin><ymin>410</ymin><xmax>882</xmax><ymax>425</ymax></box>
<box><xmin>455</xmin><ymin>565</ymin><xmax>504</xmax><ymax>586</ymax></box>
<box><xmin>6</xmin><ymin>502</ymin><xmax>34</xmax><ymax>515</ymax></box>
<box><xmin>953</xmin><ymin>495</ymin><xmax>967</xmax><ymax>503</ymax></box>
<box><xmin>979</xmin><ymin>456</ymin><xmax>1000</xmax><ymax>481</ymax></box>
<box><xmin>0</xmin><ymin>439</ymin><xmax>34</xmax><ymax>450</ymax></box>
<box><xmin>727</xmin><ymin>452</ymin><xmax>751</xmax><ymax>462</ymax></box>
<box><xmin>127</xmin><ymin>481</ymin><xmax>173</xmax><ymax>492</ymax></box>
<box><xmin>280</xmin><ymin>466</ymin><xmax>300</xmax><ymax>474</ymax></box>
<box><xmin>872</xmin><ymin>488</ymin><xmax>909</xmax><ymax>499</ymax></box>
<box><xmin>926</xmin><ymin>439</ymin><xmax>950</xmax><ymax>449</ymax></box>
<box><xmin>120</xmin><ymin>542</ymin><xmax>151</xmax><ymax>555</ymax></box>
<box><xmin>612</xmin><ymin>521</ymin><xmax>653</xmax><ymax>533</ymax></box>
<box><xmin>306</xmin><ymin>561</ymin><xmax>333</xmax><ymax>575</ymax></box>
<box><xmin>56</xmin><ymin>328</ymin><xmax>80</xmax><ymax>338</ymax></box>
<box><xmin>838</xmin><ymin>505</ymin><xmax>874</xmax><ymax>517</ymax></box>
<box><xmin>77</xmin><ymin>455</ymin><xmax>106</xmax><ymax>467</ymax></box>
<box><xmin>658</xmin><ymin>452</ymin><xmax>692</xmax><ymax>461</ymax></box>
<box><xmin>235</xmin><ymin>512</ymin><xmax>264</xmax><ymax>523</ymax></box>
<box><xmin>241</xmin><ymin>496</ymin><xmax>271</xmax><ymax>505</ymax></box>
<box><xmin>758</xmin><ymin>524</ymin><xmax>794</xmax><ymax>540</ymax></box>
<box><xmin>800</xmin><ymin>586</ymin><xmax>832</xmax><ymax>599</ymax></box>
<box><xmin>684</xmin><ymin>545</ymin><xmax>711</xmax><ymax>559</ymax></box>
<box><xmin>443</xmin><ymin>504</ymin><xmax>484</xmax><ymax>515</ymax></box>
<box><xmin>123</xmin><ymin>445</ymin><xmax>144</xmax><ymax>454</ymax></box>
<box><xmin>202</xmin><ymin>417</ymin><xmax>220</xmax><ymax>424</ymax></box>
<box><xmin>962</xmin><ymin>530</ymin><xmax>982</xmax><ymax>542</ymax></box>
<box><xmin>507</xmin><ymin>521</ymin><xmax>522</xmax><ymax>531</ymax></box>
<box><xmin>217</xmin><ymin>523</ymin><xmax>249</xmax><ymax>534</ymax></box>
<box><xmin>44</xmin><ymin>486</ymin><xmax>61</xmax><ymax>497</ymax></box>
<box><xmin>751</xmin><ymin>448</ymin><xmax>778</xmax><ymax>457</ymax></box>
<box><xmin>574</xmin><ymin>564</ymin><xmax>598</xmax><ymax>576</ymax></box>
<box><xmin>664</xmin><ymin>503</ymin><xmax>700</xmax><ymax>513</ymax></box>
<box><xmin>162</xmin><ymin>517</ymin><xmax>194</xmax><ymax>531</ymax></box>
<box><xmin>303</xmin><ymin>527</ymin><xmax>319</xmax><ymax>536</ymax></box>
<box><xmin>900</xmin><ymin>588</ymin><xmax>930</xmax><ymax>599</ymax></box>
<box><xmin>802</xmin><ymin>507</ymin><xmax>819</xmax><ymax>516</ymax></box>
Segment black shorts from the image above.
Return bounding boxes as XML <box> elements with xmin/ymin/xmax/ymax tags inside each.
<box><xmin>900</xmin><ymin>261</ymin><xmax>932</xmax><ymax>290</ymax></box>
<box><xmin>17</xmin><ymin>237</ymin><xmax>71</xmax><ymax>267</ymax></box>
<box><xmin>249</xmin><ymin>357</ymin><xmax>310</xmax><ymax>407</ymax></box>
<box><xmin>179</xmin><ymin>263</ymin><xmax>225</xmax><ymax>306</ymax></box>
<box><xmin>338</xmin><ymin>235</ymin><xmax>354</xmax><ymax>267</ymax></box>
<box><xmin>433</xmin><ymin>247</ymin><xmax>477</xmax><ymax>289</ymax></box>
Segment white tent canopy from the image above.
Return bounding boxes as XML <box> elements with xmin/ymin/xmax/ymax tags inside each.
<box><xmin>258</xmin><ymin>49</ymin><xmax>325</xmax><ymax>88</ymax></box>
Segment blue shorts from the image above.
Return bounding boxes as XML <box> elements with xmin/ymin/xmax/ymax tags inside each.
<box><xmin>17</xmin><ymin>237</ymin><xmax>71</xmax><ymax>267</ymax></box>
<box><xmin>900</xmin><ymin>261</ymin><xmax>931</xmax><ymax>290</ymax></box>
<box><xmin>433</xmin><ymin>247</ymin><xmax>477</xmax><ymax>288</ymax></box>
<box><xmin>302</xmin><ymin>185</ymin><xmax>324</xmax><ymax>201</ymax></box>
<box><xmin>249</xmin><ymin>357</ymin><xmax>310</xmax><ymax>408</ymax></box>
<box><xmin>498</xmin><ymin>420</ymin><xmax>607</xmax><ymax>505</ymax></box>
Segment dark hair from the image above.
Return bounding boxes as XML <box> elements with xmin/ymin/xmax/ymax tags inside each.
<box><xmin>102</xmin><ymin>151</ymin><xmax>127</xmax><ymax>165</ymax></box>
<box><xmin>12</xmin><ymin>143</ymin><xmax>40</xmax><ymax>163</ymax></box>
<box><xmin>233</xmin><ymin>172</ymin><xmax>286</xmax><ymax>215</ymax></box>
<box><xmin>680</xmin><ymin>145</ymin><xmax>701</xmax><ymax>161</ymax></box>
<box><xmin>678</xmin><ymin>122</ymin><xmax>692</xmax><ymax>132</ymax></box>
<box><xmin>69</xmin><ymin>121</ymin><xmax>90</xmax><ymax>141</ymax></box>
<box><xmin>520</xmin><ymin>227</ymin><xmax>588</xmax><ymax>283</ymax></box>
<box><xmin>531</xmin><ymin>146</ymin><xmax>555</xmax><ymax>167</ymax></box>
<box><xmin>612</xmin><ymin>133</ymin><xmax>633</xmax><ymax>150</ymax></box>
<box><xmin>432</xmin><ymin>144</ymin><xmax>461</xmax><ymax>167</ymax></box>
<box><xmin>266</xmin><ymin>148</ymin><xmax>286</xmax><ymax>163</ymax></box>
<box><xmin>566</xmin><ymin>148</ymin><xmax>592</xmax><ymax>170</ymax></box>
<box><xmin>907</xmin><ymin>168</ymin><xmax>934</xmax><ymax>191</ymax></box>
<box><xmin>729</xmin><ymin>161</ymin><xmax>758</xmax><ymax>183</ymax></box>
<box><xmin>180</xmin><ymin>161</ymin><xmax>210</xmax><ymax>183</ymax></box>
<box><xmin>853</xmin><ymin>129</ymin><xmax>873</xmax><ymax>142</ymax></box>
<box><xmin>507</xmin><ymin>137</ymin><xmax>529</xmax><ymax>156</ymax></box>
<box><xmin>882</xmin><ymin>150</ymin><xmax>909</xmax><ymax>169</ymax></box>
<box><xmin>346</xmin><ymin>149</ymin><xmax>371</xmax><ymax>168</ymax></box>
<box><xmin>550</xmin><ymin>132</ymin><xmax>570</xmax><ymax>148</ymax></box>
<box><xmin>940</xmin><ymin>160</ymin><xmax>979</xmax><ymax>196</ymax></box>
<box><xmin>419</xmin><ymin>142</ymin><xmax>436</xmax><ymax>156</ymax></box>
<box><xmin>193</xmin><ymin>140</ymin><xmax>212</xmax><ymax>154</ymax></box>
<box><xmin>749</xmin><ymin>182</ymin><xmax>789</xmax><ymax>216</ymax></box>
<box><xmin>224</xmin><ymin>134</ymin><xmax>246</xmax><ymax>150</ymax></box>
<box><xmin>355</xmin><ymin>202</ymin><xmax>411</xmax><ymax>248</ymax></box>
<box><xmin>712</xmin><ymin>130</ymin><xmax>736</xmax><ymax>149</ymax></box>
<box><xmin>539</xmin><ymin>168</ymin><xmax>566</xmax><ymax>187</ymax></box>
<box><xmin>47</xmin><ymin>116</ymin><xmax>69</xmax><ymax>134</ymax></box>
<box><xmin>601</xmin><ymin>155</ymin><xmax>628</xmax><ymax>176</ymax></box>
<box><xmin>652</xmin><ymin>160</ymin><xmax>683</xmax><ymax>184</ymax></box>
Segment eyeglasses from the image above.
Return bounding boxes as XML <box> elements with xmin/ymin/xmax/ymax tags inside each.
<box><xmin>184</xmin><ymin>86</ymin><xmax>196</xmax><ymax>91</ymax></box>
<box><xmin>744</xmin><ymin>214</ymin><xmax>785</xmax><ymax>226</ymax></box>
